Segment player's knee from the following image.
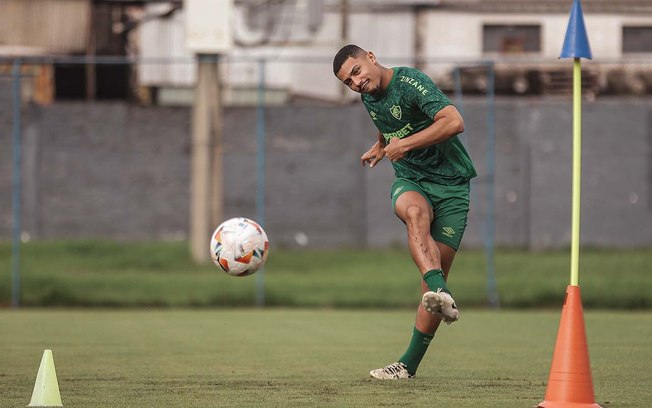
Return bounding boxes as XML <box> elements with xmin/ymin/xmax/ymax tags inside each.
<box><xmin>404</xmin><ymin>205</ymin><xmax>429</xmax><ymax>228</ymax></box>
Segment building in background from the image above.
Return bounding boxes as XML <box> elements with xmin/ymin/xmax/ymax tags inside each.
<box><xmin>136</xmin><ymin>0</ymin><xmax>652</xmax><ymax>103</ymax></box>
<box><xmin>2</xmin><ymin>0</ymin><xmax>652</xmax><ymax>102</ymax></box>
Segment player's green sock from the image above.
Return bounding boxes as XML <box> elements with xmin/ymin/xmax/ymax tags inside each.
<box><xmin>423</xmin><ymin>268</ymin><xmax>451</xmax><ymax>294</ymax></box>
<box><xmin>398</xmin><ymin>327</ymin><xmax>434</xmax><ymax>375</ymax></box>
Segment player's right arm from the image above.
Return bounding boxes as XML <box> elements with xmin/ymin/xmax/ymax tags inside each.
<box><xmin>361</xmin><ymin>131</ymin><xmax>386</xmax><ymax>167</ymax></box>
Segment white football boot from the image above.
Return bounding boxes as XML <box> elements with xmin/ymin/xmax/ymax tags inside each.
<box><xmin>422</xmin><ymin>289</ymin><xmax>459</xmax><ymax>324</ymax></box>
<box><xmin>369</xmin><ymin>362</ymin><xmax>414</xmax><ymax>380</ymax></box>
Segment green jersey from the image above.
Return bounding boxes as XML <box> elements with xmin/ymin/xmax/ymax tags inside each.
<box><xmin>361</xmin><ymin>66</ymin><xmax>477</xmax><ymax>185</ymax></box>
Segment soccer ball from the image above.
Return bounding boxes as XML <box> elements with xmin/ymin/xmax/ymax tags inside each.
<box><xmin>209</xmin><ymin>217</ymin><xmax>270</xmax><ymax>276</ymax></box>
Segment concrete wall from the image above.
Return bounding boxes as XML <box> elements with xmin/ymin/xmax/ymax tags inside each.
<box><xmin>2</xmin><ymin>93</ymin><xmax>651</xmax><ymax>249</ymax></box>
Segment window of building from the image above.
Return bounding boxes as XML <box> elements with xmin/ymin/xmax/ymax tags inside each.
<box><xmin>623</xmin><ymin>26</ymin><xmax>652</xmax><ymax>53</ymax></box>
<box><xmin>483</xmin><ymin>24</ymin><xmax>541</xmax><ymax>54</ymax></box>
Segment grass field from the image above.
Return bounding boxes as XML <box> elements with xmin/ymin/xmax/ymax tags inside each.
<box><xmin>1</xmin><ymin>242</ymin><xmax>650</xmax><ymax>406</ymax></box>
<box><xmin>1</xmin><ymin>241</ymin><xmax>651</xmax><ymax>309</ymax></box>
<box><xmin>1</xmin><ymin>309</ymin><xmax>651</xmax><ymax>407</ymax></box>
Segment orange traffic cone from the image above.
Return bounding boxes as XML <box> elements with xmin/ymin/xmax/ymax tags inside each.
<box><xmin>538</xmin><ymin>285</ymin><xmax>602</xmax><ymax>408</ymax></box>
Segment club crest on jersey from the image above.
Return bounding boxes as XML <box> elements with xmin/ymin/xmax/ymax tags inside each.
<box><xmin>390</xmin><ymin>105</ymin><xmax>402</xmax><ymax>120</ymax></box>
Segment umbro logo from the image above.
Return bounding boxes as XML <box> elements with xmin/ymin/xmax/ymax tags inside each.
<box><xmin>370</xmin><ymin>111</ymin><xmax>378</xmax><ymax>120</ymax></box>
<box><xmin>442</xmin><ymin>227</ymin><xmax>455</xmax><ymax>237</ymax></box>
<box><xmin>393</xmin><ymin>186</ymin><xmax>404</xmax><ymax>197</ymax></box>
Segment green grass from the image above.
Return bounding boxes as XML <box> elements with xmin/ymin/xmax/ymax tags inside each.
<box><xmin>0</xmin><ymin>241</ymin><xmax>652</xmax><ymax>309</ymax></box>
<box><xmin>0</xmin><ymin>309</ymin><xmax>650</xmax><ymax>407</ymax></box>
<box><xmin>1</xmin><ymin>241</ymin><xmax>652</xmax><ymax>308</ymax></box>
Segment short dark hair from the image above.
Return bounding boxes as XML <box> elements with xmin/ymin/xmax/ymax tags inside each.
<box><xmin>333</xmin><ymin>44</ymin><xmax>366</xmax><ymax>76</ymax></box>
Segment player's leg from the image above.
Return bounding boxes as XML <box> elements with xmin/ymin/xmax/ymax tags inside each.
<box><xmin>420</xmin><ymin>241</ymin><xmax>459</xmax><ymax>324</ymax></box>
<box><xmin>393</xmin><ymin>190</ymin><xmax>440</xmax><ymax>273</ymax></box>
<box><xmin>394</xmin><ymin>181</ymin><xmax>467</xmax><ymax>315</ymax></box>
<box><xmin>370</xmin><ymin>182</ymin><xmax>470</xmax><ymax>379</ymax></box>
<box><xmin>433</xmin><ymin>242</ymin><xmax>459</xmax><ymax>321</ymax></box>
<box><xmin>392</xmin><ymin>241</ymin><xmax>456</xmax><ymax>378</ymax></box>
<box><xmin>370</xmin><ymin>181</ymin><xmax>451</xmax><ymax>380</ymax></box>
<box><xmin>414</xmin><ymin>241</ymin><xmax>457</xmax><ymax>334</ymax></box>
<box><xmin>371</xmin><ymin>241</ymin><xmax>458</xmax><ymax>379</ymax></box>
<box><xmin>420</xmin><ymin>182</ymin><xmax>471</xmax><ymax>325</ymax></box>
<box><xmin>391</xmin><ymin>189</ymin><xmax>458</xmax><ymax>324</ymax></box>
<box><xmin>388</xmin><ymin>179</ymin><xmax>454</xmax><ymax>296</ymax></box>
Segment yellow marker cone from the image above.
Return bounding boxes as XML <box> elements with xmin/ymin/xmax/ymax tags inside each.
<box><xmin>28</xmin><ymin>350</ymin><xmax>63</xmax><ymax>407</ymax></box>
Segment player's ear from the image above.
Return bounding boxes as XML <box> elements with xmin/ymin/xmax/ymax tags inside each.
<box><xmin>367</xmin><ymin>51</ymin><xmax>377</xmax><ymax>64</ymax></box>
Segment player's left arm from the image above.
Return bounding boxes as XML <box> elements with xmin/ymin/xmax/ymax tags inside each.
<box><xmin>384</xmin><ymin>105</ymin><xmax>464</xmax><ymax>162</ymax></box>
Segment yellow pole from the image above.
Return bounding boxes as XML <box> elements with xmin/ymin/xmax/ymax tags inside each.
<box><xmin>570</xmin><ymin>58</ymin><xmax>582</xmax><ymax>286</ymax></box>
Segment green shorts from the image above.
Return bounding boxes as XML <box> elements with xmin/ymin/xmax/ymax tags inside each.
<box><xmin>391</xmin><ymin>178</ymin><xmax>471</xmax><ymax>251</ymax></box>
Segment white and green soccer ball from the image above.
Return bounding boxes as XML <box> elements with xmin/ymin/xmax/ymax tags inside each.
<box><xmin>210</xmin><ymin>217</ymin><xmax>270</xmax><ymax>277</ymax></box>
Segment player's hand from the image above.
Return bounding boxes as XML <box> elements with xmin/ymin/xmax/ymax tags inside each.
<box><xmin>384</xmin><ymin>137</ymin><xmax>407</xmax><ymax>162</ymax></box>
<box><xmin>361</xmin><ymin>141</ymin><xmax>385</xmax><ymax>167</ymax></box>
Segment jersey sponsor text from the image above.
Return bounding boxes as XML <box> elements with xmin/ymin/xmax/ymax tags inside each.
<box><xmin>383</xmin><ymin>123</ymin><xmax>414</xmax><ymax>141</ymax></box>
<box><xmin>399</xmin><ymin>75</ymin><xmax>429</xmax><ymax>96</ymax></box>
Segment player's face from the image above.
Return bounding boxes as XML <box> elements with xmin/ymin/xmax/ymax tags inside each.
<box><xmin>336</xmin><ymin>52</ymin><xmax>382</xmax><ymax>95</ymax></box>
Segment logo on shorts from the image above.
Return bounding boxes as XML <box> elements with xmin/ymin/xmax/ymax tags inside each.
<box><xmin>392</xmin><ymin>186</ymin><xmax>405</xmax><ymax>197</ymax></box>
<box><xmin>442</xmin><ymin>227</ymin><xmax>455</xmax><ymax>238</ymax></box>
<box><xmin>390</xmin><ymin>105</ymin><xmax>402</xmax><ymax>120</ymax></box>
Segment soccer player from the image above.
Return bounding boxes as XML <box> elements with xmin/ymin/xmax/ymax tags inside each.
<box><xmin>333</xmin><ymin>44</ymin><xmax>477</xmax><ymax>379</ymax></box>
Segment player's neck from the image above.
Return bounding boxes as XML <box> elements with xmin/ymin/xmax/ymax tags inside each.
<box><xmin>378</xmin><ymin>66</ymin><xmax>394</xmax><ymax>94</ymax></box>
